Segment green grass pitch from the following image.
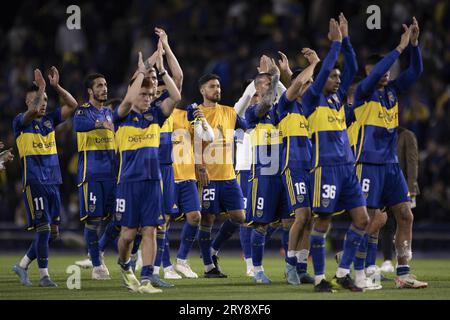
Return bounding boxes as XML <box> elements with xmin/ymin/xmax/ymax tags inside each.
<box><xmin>1</xmin><ymin>253</ymin><xmax>450</xmax><ymax>300</ymax></box>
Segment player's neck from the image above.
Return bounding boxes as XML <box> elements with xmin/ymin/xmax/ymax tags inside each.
<box><xmin>203</xmin><ymin>100</ymin><xmax>217</xmax><ymax>107</ymax></box>
<box><xmin>90</xmin><ymin>99</ymin><xmax>104</xmax><ymax>109</ymax></box>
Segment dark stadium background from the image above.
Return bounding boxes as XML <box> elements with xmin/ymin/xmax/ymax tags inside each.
<box><xmin>0</xmin><ymin>0</ymin><xmax>449</xmax><ymax>253</ymax></box>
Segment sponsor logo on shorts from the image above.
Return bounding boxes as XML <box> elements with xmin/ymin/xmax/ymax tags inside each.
<box><xmin>322</xmin><ymin>198</ymin><xmax>330</xmax><ymax>208</ymax></box>
<box><xmin>297</xmin><ymin>194</ymin><xmax>305</xmax><ymax>203</ymax></box>
<box><xmin>89</xmin><ymin>205</ymin><xmax>96</xmax><ymax>213</ymax></box>
<box><xmin>203</xmin><ymin>201</ymin><xmax>210</xmax><ymax>209</ymax></box>
<box><xmin>115</xmin><ymin>212</ymin><xmax>122</xmax><ymax>221</ymax></box>
<box><xmin>256</xmin><ymin>210</ymin><xmax>263</xmax><ymax>218</ymax></box>
<box><xmin>35</xmin><ymin>210</ymin><xmax>43</xmax><ymax>219</ymax></box>
<box><xmin>364</xmin><ymin>192</ymin><xmax>369</xmax><ymax>199</ymax></box>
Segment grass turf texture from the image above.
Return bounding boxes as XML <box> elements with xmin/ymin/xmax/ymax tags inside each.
<box><xmin>1</xmin><ymin>253</ymin><xmax>449</xmax><ymax>300</ymax></box>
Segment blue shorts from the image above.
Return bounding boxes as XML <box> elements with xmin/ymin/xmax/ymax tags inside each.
<box><xmin>356</xmin><ymin>163</ymin><xmax>410</xmax><ymax>209</ymax></box>
<box><xmin>310</xmin><ymin>164</ymin><xmax>366</xmax><ymax>215</ymax></box>
<box><xmin>199</xmin><ymin>179</ymin><xmax>245</xmax><ymax>215</ymax></box>
<box><xmin>282</xmin><ymin>168</ymin><xmax>311</xmax><ymax>211</ymax></box>
<box><xmin>246</xmin><ymin>175</ymin><xmax>292</xmax><ymax>225</ymax></box>
<box><xmin>237</xmin><ymin>170</ymin><xmax>251</xmax><ymax>212</ymax></box>
<box><xmin>23</xmin><ymin>184</ymin><xmax>61</xmax><ymax>230</ymax></box>
<box><xmin>115</xmin><ymin>180</ymin><xmax>164</xmax><ymax>228</ymax></box>
<box><xmin>175</xmin><ymin>180</ymin><xmax>201</xmax><ymax>216</ymax></box>
<box><xmin>161</xmin><ymin>164</ymin><xmax>178</xmax><ymax>215</ymax></box>
<box><xmin>79</xmin><ymin>181</ymin><xmax>116</xmax><ymax>221</ymax></box>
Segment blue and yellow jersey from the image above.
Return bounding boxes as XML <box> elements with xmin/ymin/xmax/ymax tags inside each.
<box><xmin>172</xmin><ymin>107</ymin><xmax>196</xmax><ymax>181</ymax></box>
<box><xmin>245</xmin><ymin>104</ymin><xmax>282</xmax><ymax>178</ymax></box>
<box><xmin>13</xmin><ymin>108</ymin><xmax>63</xmax><ymax>186</ymax></box>
<box><xmin>344</xmin><ymin>103</ymin><xmax>359</xmax><ymax>155</ymax></box>
<box><xmin>156</xmin><ymin>91</ymin><xmax>173</xmax><ymax>165</ymax></box>
<box><xmin>113</xmin><ymin>103</ymin><xmax>168</xmax><ymax>183</ymax></box>
<box><xmin>198</xmin><ymin>104</ymin><xmax>247</xmax><ymax>180</ymax></box>
<box><xmin>302</xmin><ymin>38</ymin><xmax>358</xmax><ymax>168</ymax></box>
<box><xmin>353</xmin><ymin>45</ymin><xmax>423</xmax><ymax>164</ymax></box>
<box><xmin>73</xmin><ymin>102</ymin><xmax>116</xmax><ymax>185</ymax></box>
<box><xmin>276</xmin><ymin>92</ymin><xmax>312</xmax><ymax>171</ymax></box>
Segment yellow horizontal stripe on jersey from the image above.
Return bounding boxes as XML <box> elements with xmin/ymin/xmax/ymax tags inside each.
<box><xmin>278</xmin><ymin>113</ymin><xmax>309</xmax><ymax>138</ymax></box>
<box><xmin>307</xmin><ymin>106</ymin><xmax>347</xmax><ymax>134</ymax></box>
<box><xmin>160</xmin><ymin>115</ymin><xmax>174</xmax><ymax>133</ymax></box>
<box><xmin>77</xmin><ymin>129</ymin><xmax>115</xmax><ymax>152</ymax></box>
<box><xmin>354</xmin><ymin>101</ymin><xmax>399</xmax><ymax>129</ymax></box>
<box><xmin>115</xmin><ymin>124</ymin><xmax>160</xmax><ymax>152</ymax></box>
<box><xmin>16</xmin><ymin>131</ymin><xmax>57</xmax><ymax>158</ymax></box>
<box><xmin>250</xmin><ymin>123</ymin><xmax>282</xmax><ymax>147</ymax></box>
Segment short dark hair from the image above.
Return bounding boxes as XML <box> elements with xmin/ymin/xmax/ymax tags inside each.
<box><xmin>365</xmin><ymin>54</ymin><xmax>384</xmax><ymax>67</ymax></box>
<box><xmin>84</xmin><ymin>73</ymin><xmax>105</xmax><ymax>90</ymax></box>
<box><xmin>254</xmin><ymin>72</ymin><xmax>271</xmax><ymax>85</ymax></box>
<box><xmin>128</xmin><ymin>76</ymin><xmax>152</xmax><ymax>88</ymax></box>
<box><xmin>198</xmin><ymin>73</ymin><xmax>220</xmax><ymax>88</ymax></box>
<box><xmin>312</xmin><ymin>61</ymin><xmax>341</xmax><ymax>78</ymax></box>
<box><xmin>25</xmin><ymin>84</ymin><xmax>39</xmax><ymax>94</ymax></box>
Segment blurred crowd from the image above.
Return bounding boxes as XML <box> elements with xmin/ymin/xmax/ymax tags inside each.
<box><xmin>0</xmin><ymin>0</ymin><xmax>449</xmax><ymax>230</ymax></box>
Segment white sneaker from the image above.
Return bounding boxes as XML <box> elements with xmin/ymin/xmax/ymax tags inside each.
<box><xmin>175</xmin><ymin>261</ymin><xmax>198</xmax><ymax>278</ymax></box>
<box><xmin>75</xmin><ymin>258</ymin><xmax>93</xmax><ymax>269</ymax></box>
<box><xmin>366</xmin><ymin>265</ymin><xmax>381</xmax><ymax>278</ymax></box>
<box><xmin>355</xmin><ymin>277</ymin><xmax>382</xmax><ymax>290</ymax></box>
<box><xmin>135</xmin><ymin>251</ymin><xmax>143</xmax><ymax>271</ymax></box>
<box><xmin>380</xmin><ymin>260</ymin><xmax>395</xmax><ymax>273</ymax></box>
<box><xmin>138</xmin><ymin>280</ymin><xmax>163</xmax><ymax>294</ymax></box>
<box><xmin>164</xmin><ymin>266</ymin><xmax>182</xmax><ymax>279</ymax></box>
<box><xmin>92</xmin><ymin>265</ymin><xmax>111</xmax><ymax>280</ymax></box>
<box><xmin>395</xmin><ymin>274</ymin><xmax>428</xmax><ymax>289</ymax></box>
<box><xmin>246</xmin><ymin>268</ymin><xmax>255</xmax><ymax>277</ymax></box>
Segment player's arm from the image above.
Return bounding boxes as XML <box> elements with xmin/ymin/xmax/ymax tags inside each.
<box><xmin>129</xmin><ymin>50</ymin><xmax>159</xmax><ymax>82</ymax></box>
<box><xmin>190</xmin><ymin>105</ymin><xmax>215</xmax><ymax>142</ymax></box>
<box><xmin>234</xmin><ymin>81</ymin><xmax>256</xmax><ymax>118</ymax></box>
<box><xmin>390</xmin><ymin>17</ymin><xmax>423</xmax><ymax>93</ymax></box>
<box><xmin>117</xmin><ymin>52</ymin><xmax>148</xmax><ymax>119</ymax></box>
<box><xmin>47</xmin><ymin>66</ymin><xmax>78</xmax><ymax>121</ymax></box>
<box><xmin>285</xmin><ymin>48</ymin><xmax>320</xmax><ymax>101</ymax></box>
<box><xmin>338</xmin><ymin>13</ymin><xmax>358</xmax><ymax>99</ymax></box>
<box><xmin>157</xmin><ymin>43</ymin><xmax>182</xmax><ymax>117</ymax></box>
<box><xmin>21</xmin><ymin>69</ymin><xmax>46</xmax><ymax>126</ymax></box>
<box><xmin>155</xmin><ymin>27</ymin><xmax>183</xmax><ymax>91</ymax></box>
<box><xmin>278</xmin><ymin>51</ymin><xmax>293</xmax><ymax>87</ymax></box>
<box><xmin>356</xmin><ymin>25</ymin><xmax>411</xmax><ymax>98</ymax></box>
<box><xmin>255</xmin><ymin>60</ymin><xmax>280</xmax><ymax>118</ymax></box>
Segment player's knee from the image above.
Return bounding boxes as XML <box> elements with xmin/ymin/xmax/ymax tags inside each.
<box><xmin>282</xmin><ymin>218</ymin><xmax>293</xmax><ymax>230</ymax></box>
<box><xmin>255</xmin><ymin>224</ymin><xmax>268</xmax><ymax>234</ymax></box>
<box><xmin>35</xmin><ymin>223</ymin><xmax>51</xmax><ymax>233</ymax></box>
<box><xmin>396</xmin><ymin>204</ymin><xmax>413</xmax><ymax>226</ymax></box>
<box><xmin>187</xmin><ymin>212</ymin><xmax>201</xmax><ymax>225</ymax></box>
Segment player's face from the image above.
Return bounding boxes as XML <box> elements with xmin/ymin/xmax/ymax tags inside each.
<box><xmin>201</xmin><ymin>79</ymin><xmax>221</xmax><ymax>103</ymax></box>
<box><xmin>148</xmin><ymin>71</ymin><xmax>158</xmax><ymax>96</ymax></box>
<box><xmin>324</xmin><ymin>69</ymin><xmax>341</xmax><ymax>94</ymax></box>
<box><xmin>250</xmin><ymin>92</ymin><xmax>261</xmax><ymax>105</ymax></box>
<box><xmin>255</xmin><ymin>76</ymin><xmax>271</xmax><ymax>97</ymax></box>
<box><xmin>26</xmin><ymin>91</ymin><xmax>48</xmax><ymax>117</ymax></box>
<box><xmin>156</xmin><ymin>85</ymin><xmax>166</xmax><ymax>98</ymax></box>
<box><xmin>134</xmin><ymin>87</ymin><xmax>152</xmax><ymax>112</ymax></box>
<box><xmin>90</xmin><ymin>77</ymin><xmax>108</xmax><ymax>102</ymax></box>
<box><xmin>365</xmin><ymin>65</ymin><xmax>390</xmax><ymax>87</ymax></box>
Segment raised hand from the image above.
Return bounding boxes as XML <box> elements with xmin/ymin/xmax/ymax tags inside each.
<box><xmin>398</xmin><ymin>24</ymin><xmax>411</xmax><ymax>52</ymax></box>
<box><xmin>268</xmin><ymin>58</ymin><xmax>280</xmax><ymax>77</ymax></box>
<box><xmin>155</xmin><ymin>27</ymin><xmax>169</xmax><ymax>48</ymax></box>
<box><xmin>277</xmin><ymin>51</ymin><xmax>291</xmax><ymax>72</ymax></box>
<box><xmin>155</xmin><ymin>41</ymin><xmax>166</xmax><ymax>72</ymax></box>
<box><xmin>338</xmin><ymin>12</ymin><xmax>348</xmax><ymax>38</ymax></box>
<box><xmin>257</xmin><ymin>55</ymin><xmax>271</xmax><ymax>73</ymax></box>
<box><xmin>47</xmin><ymin>66</ymin><xmax>60</xmax><ymax>87</ymax></box>
<box><xmin>409</xmin><ymin>16</ymin><xmax>419</xmax><ymax>46</ymax></box>
<box><xmin>302</xmin><ymin>48</ymin><xmax>320</xmax><ymax>65</ymax></box>
<box><xmin>34</xmin><ymin>69</ymin><xmax>46</xmax><ymax>92</ymax></box>
<box><xmin>137</xmin><ymin>51</ymin><xmax>146</xmax><ymax>74</ymax></box>
<box><xmin>328</xmin><ymin>18</ymin><xmax>342</xmax><ymax>42</ymax></box>
<box><xmin>193</xmin><ymin>108</ymin><xmax>206</xmax><ymax>119</ymax></box>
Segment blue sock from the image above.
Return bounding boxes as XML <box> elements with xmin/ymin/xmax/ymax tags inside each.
<box><xmin>177</xmin><ymin>221</ymin><xmax>198</xmax><ymax>260</ymax></box>
<box><xmin>265</xmin><ymin>225</ymin><xmax>278</xmax><ymax>242</ymax></box>
<box><xmin>251</xmin><ymin>229</ymin><xmax>266</xmax><ymax>268</ymax></box>
<box><xmin>310</xmin><ymin>229</ymin><xmax>326</xmax><ymax>276</ymax></box>
<box><xmin>99</xmin><ymin>223</ymin><xmax>120</xmax><ymax>253</ymax></box>
<box><xmin>36</xmin><ymin>228</ymin><xmax>51</xmax><ymax>269</ymax></box>
<box><xmin>354</xmin><ymin>234</ymin><xmax>368</xmax><ymax>271</ymax></box>
<box><xmin>131</xmin><ymin>233</ymin><xmax>142</xmax><ymax>255</ymax></box>
<box><xmin>141</xmin><ymin>265</ymin><xmax>154</xmax><ymax>282</ymax></box>
<box><xmin>162</xmin><ymin>233</ymin><xmax>172</xmax><ymax>268</ymax></box>
<box><xmin>297</xmin><ymin>261</ymin><xmax>308</xmax><ymax>273</ymax></box>
<box><xmin>198</xmin><ymin>225</ymin><xmax>213</xmax><ymax>266</ymax></box>
<box><xmin>154</xmin><ymin>231</ymin><xmax>166</xmax><ymax>268</ymax></box>
<box><xmin>118</xmin><ymin>258</ymin><xmax>131</xmax><ymax>271</ymax></box>
<box><xmin>212</xmin><ymin>219</ymin><xmax>239</xmax><ymax>252</ymax></box>
<box><xmin>239</xmin><ymin>226</ymin><xmax>252</xmax><ymax>259</ymax></box>
<box><xmin>26</xmin><ymin>239</ymin><xmax>37</xmax><ymax>261</ymax></box>
<box><xmin>365</xmin><ymin>236</ymin><xmax>378</xmax><ymax>268</ymax></box>
<box><xmin>339</xmin><ymin>225</ymin><xmax>365</xmax><ymax>270</ymax></box>
<box><xmin>396</xmin><ymin>265</ymin><xmax>410</xmax><ymax>276</ymax></box>
<box><xmin>281</xmin><ymin>227</ymin><xmax>289</xmax><ymax>257</ymax></box>
<box><xmin>84</xmin><ymin>222</ymin><xmax>101</xmax><ymax>267</ymax></box>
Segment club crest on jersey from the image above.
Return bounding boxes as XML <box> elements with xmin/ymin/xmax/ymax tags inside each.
<box><xmin>133</xmin><ymin>117</ymin><xmax>139</xmax><ymax>122</ymax></box>
<box><xmin>76</xmin><ymin>109</ymin><xmax>84</xmax><ymax>116</ymax></box>
<box><xmin>89</xmin><ymin>205</ymin><xmax>96</xmax><ymax>213</ymax></box>
<box><xmin>106</xmin><ymin>115</ymin><xmax>112</xmax><ymax>122</ymax></box>
<box><xmin>256</xmin><ymin>210</ymin><xmax>263</xmax><ymax>218</ymax></box>
<box><xmin>297</xmin><ymin>194</ymin><xmax>305</xmax><ymax>203</ymax></box>
<box><xmin>44</xmin><ymin>120</ymin><xmax>52</xmax><ymax>129</ymax></box>
<box><xmin>154</xmin><ymin>100</ymin><xmax>162</xmax><ymax>107</ymax></box>
<box><xmin>203</xmin><ymin>201</ymin><xmax>210</xmax><ymax>209</ymax></box>
<box><xmin>388</xmin><ymin>92</ymin><xmax>396</xmax><ymax>104</ymax></box>
<box><xmin>322</xmin><ymin>198</ymin><xmax>330</xmax><ymax>208</ymax></box>
<box><xmin>144</xmin><ymin>113</ymin><xmax>154</xmax><ymax>121</ymax></box>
